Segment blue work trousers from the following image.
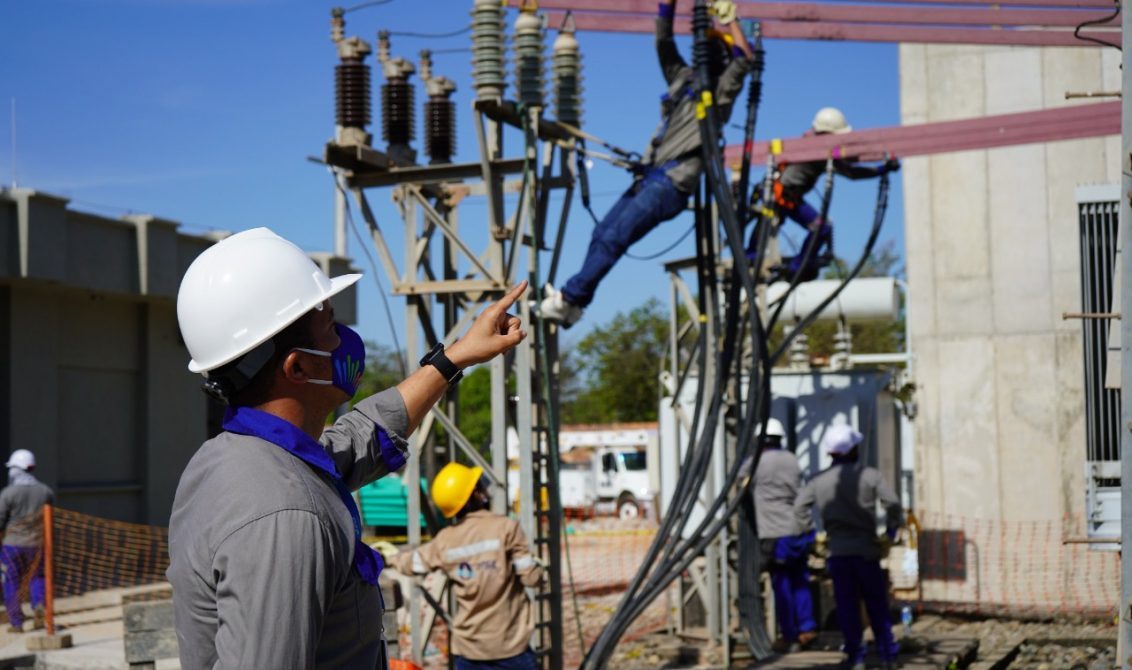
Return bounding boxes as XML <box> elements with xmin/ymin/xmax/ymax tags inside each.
<box><xmin>768</xmin><ymin>535</ymin><xmax>816</xmax><ymax>642</ymax></box>
<box><xmin>827</xmin><ymin>555</ymin><xmax>899</xmax><ymax>664</ymax></box>
<box><xmin>0</xmin><ymin>545</ymin><xmax>44</xmax><ymax>627</ymax></box>
<box><xmin>454</xmin><ymin>649</ymin><xmax>538</xmax><ymax>670</ymax></box>
<box><xmin>562</xmin><ymin>171</ymin><xmax>689</xmax><ymax>308</ymax></box>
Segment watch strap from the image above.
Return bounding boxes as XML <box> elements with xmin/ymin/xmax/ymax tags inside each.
<box><xmin>420</xmin><ymin>343</ymin><xmax>463</xmax><ymax>385</ymax></box>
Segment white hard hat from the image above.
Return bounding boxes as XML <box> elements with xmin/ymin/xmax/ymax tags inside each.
<box><xmin>177</xmin><ymin>228</ymin><xmax>361</xmax><ymax>374</ymax></box>
<box><xmin>6</xmin><ymin>450</ymin><xmax>35</xmax><ymax>471</ymax></box>
<box><xmin>763</xmin><ymin>418</ymin><xmax>786</xmax><ymax>439</ymax></box>
<box><xmin>812</xmin><ymin>107</ymin><xmax>852</xmax><ymax>135</ymax></box>
<box><xmin>821</xmin><ymin>424</ymin><xmax>863</xmax><ymax>456</ymax></box>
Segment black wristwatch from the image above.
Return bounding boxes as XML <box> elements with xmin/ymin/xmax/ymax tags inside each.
<box><xmin>420</xmin><ymin>342</ymin><xmax>463</xmax><ymax>386</ymax></box>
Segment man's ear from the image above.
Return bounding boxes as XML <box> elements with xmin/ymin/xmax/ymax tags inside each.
<box><xmin>281</xmin><ymin>351</ymin><xmax>310</xmax><ymax>385</ymax></box>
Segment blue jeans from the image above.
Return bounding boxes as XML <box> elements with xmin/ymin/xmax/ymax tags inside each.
<box><xmin>0</xmin><ymin>545</ymin><xmax>44</xmax><ymax>627</ymax></box>
<box><xmin>454</xmin><ymin>649</ymin><xmax>538</xmax><ymax>670</ymax></box>
<box><xmin>769</xmin><ymin>534</ymin><xmax>816</xmax><ymax>642</ymax></box>
<box><xmin>828</xmin><ymin>555</ymin><xmax>898</xmax><ymax>663</ymax></box>
<box><xmin>562</xmin><ymin>171</ymin><xmax>689</xmax><ymax>308</ymax></box>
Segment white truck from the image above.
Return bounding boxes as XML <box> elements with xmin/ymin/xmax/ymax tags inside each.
<box><xmin>509</xmin><ymin>446</ymin><xmax>655</xmax><ymax>519</ymax></box>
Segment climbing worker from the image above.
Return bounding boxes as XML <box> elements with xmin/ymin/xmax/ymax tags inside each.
<box><xmin>752</xmin><ymin>418</ymin><xmax>817</xmax><ymax>653</ymax></box>
<box><xmin>379</xmin><ymin>462</ymin><xmax>543</xmax><ymax>670</ymax></box>
<box><xmin>539</xmin><ymin>0</ymin><xmax>756</xmax><ymax>327</ymax></box>
<box><xmin>0</xmin><ymin>449</ymin><xmax>54</xmax><ymax>633</ymax></box>
<box><xmin>793</xmin><ymin>423</ymin><xmax>903</xmax><ymax>670</ymax></box>
<box><xmin>166</xmin><ymin>228</ymin><xmax>527</xmax><ymax>669</ymax></box>
<box><xmin>756</xmin><ymin>107</ymin><xmax>900</xmax><ymax>282</ymax></box>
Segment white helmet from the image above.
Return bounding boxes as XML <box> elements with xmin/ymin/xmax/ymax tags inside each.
<box><xmin>762</xmin><ymin>418</ymin><xmax>786</xmax><ymax>439</ymax></box>
<box><xmin>6</xmin><ymin>449</ymin><xmax>35</xmax><ymax>471</ymax></box>
<box><xmin>177</xmin><ymin>228</ymin><xmax>361</xmax><ymax>374</ymax></box>
<box><xmin>812</xmin><ymin>107</ymin><xmax>852</xmax><ymax>135</ymax></box>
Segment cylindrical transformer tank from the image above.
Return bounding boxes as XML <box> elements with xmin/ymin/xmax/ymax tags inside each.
<box><xmin>767</xmin><ymin>277</ymin><xmax>900</xmax><ymax>323</ymax></box>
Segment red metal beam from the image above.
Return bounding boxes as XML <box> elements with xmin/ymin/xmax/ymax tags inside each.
<box><xmin>545</xmin><ymin>11</ymin><xmax>1117</xmax><ymax>47</ymax></box>
<box><xmin>539</xmin><ymin>0</ymin><xmax>1116</xmax><ymax>28</ymax></box>
<box><xmin>720</xmin><ymin>101</ymin><xmax>1119</xmax><ymax>164</ymax></box>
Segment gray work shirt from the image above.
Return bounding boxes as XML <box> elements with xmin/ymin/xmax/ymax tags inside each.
<box><xmin>793</xmin><ymin>462</ymin><xmax>902</xmax><ymax>560</ymax></box>
<box><xmin>0</xmin><ymin>481</ymin><xmax>54</xmax><ymax>547</ymax></box>
<box><xmin>167</xmin><ymin>389</ymin><xmax>409</xmax><ymax>670</ymax></box>
<box><xmin>753</xmin><ymin>448</ymin><xmax>802</xmax><ymax>540</ymax></box>
<box><xmin>644</xmin><ymin>15</ymin><xmax>754</xmax><ymax>194</ymax></box>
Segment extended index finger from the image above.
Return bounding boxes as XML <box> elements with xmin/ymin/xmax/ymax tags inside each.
<box><xmin>488</xmin><ymin>280</ymin><xmax>529</xmax><ymax>316</ymax></box>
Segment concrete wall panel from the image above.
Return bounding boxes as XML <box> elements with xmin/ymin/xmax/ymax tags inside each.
<box><xmin>903</xmin><ymin>156</ymin><xmax>936</xmax><ymax>338</ymax></box>
<box><xmin>930</xmin><ymin>151</ymin><xmax>989</xmax><ymax>280</ymax></box>
<box><xmin>925</xmin><ymin>47</ymin><xmax>986</xmax><ymax>122</ymax></box>
<box><xmin>984</xmin><ymin>48</ymin><xmax>1042</xmax><ymax>115</ymax></box>
<box><xmin>993</xmin><ymin>334</ymin><xmax>1060</xmax><ymax>521</ymax></box>
<box><xmin>937</xmin><ymin>337</ymin><xmax>1000</xmax><ymax>518</ymax></box>
<box><xmin>988</xmin><ymin>144</ymin><xmax>1051</xmax><ymax>334</ymax></box>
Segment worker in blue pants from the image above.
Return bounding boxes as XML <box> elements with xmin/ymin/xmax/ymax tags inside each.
<box><xmin>0</xmin><ymin>449</ymin><xmax>54</xmax><ymax>633</ymax></box>
<box><xmin>539</xmin><ymin>0</ymin><xmax>755</xmax><ymax>328</ymax></box>
<box><xmin>750</xmin><ymin>107</ymin><xmax>899</xmax><ymax>282</ymax></box>
<box><xmin>794</xmin><ymin>424</ymin><xmax>903</xmax><ymax>670</ymax></box>
<box><xmin>752</xmin><ymin>418</ymin><xmax>817</xmax><ymax>652</ymax></box>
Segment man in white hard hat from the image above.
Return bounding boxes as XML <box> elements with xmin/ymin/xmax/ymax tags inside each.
<box><xmin>752</xmin><ymin>418</ymin><xmax>816</xmax><ymax>653</ymax></box>
<box><xmin>749</xmin><ymin>107</ymin><xmax>900</xmax><ymax>282</ymax></box>
<box><xmin>539</xmin><ymin>0</ymin><xmax>755</xmax><ymax>328</ymax></box>
<box><xmin>166</xmin><ymin>228</ymin><xmax>528</xmax><ymax>669</ymax></box>
<box><xmin>0</xmin><ymin>449</ymin><xmax>54</xmax><ymax>633</ymax></box>
<box><xmin>794</xmin><ymin>423</ymin><xmax>903</xmax><ymax>670</ymax></box>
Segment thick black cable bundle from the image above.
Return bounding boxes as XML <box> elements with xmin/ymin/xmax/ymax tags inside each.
<box><xmin>581</xmin><ymin>4</ymin><xmax>891</xmax><ymax>666</ymax></box>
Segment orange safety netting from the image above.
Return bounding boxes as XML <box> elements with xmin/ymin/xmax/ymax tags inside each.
<box><xmin>908</xmin><ymin>511</ymin><xmax>1118</xmax><ymax>619</ymax></box>
<box><xmin>49</xmin><ymin>507</ymin><xmax>170</xmax><ymax>599</ymax></box>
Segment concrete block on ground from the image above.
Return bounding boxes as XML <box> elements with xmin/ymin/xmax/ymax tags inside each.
<box><xmin>155</xmin><ymin>658</ymin><xmax>181</xmax><ymax>670</ymax></box>
<box><xmin>124</xmin><ymin>601</ymin><xmax>175</xmax><ymax>634</ymax></box>
<box><xmin>124</xmin><ymin>630</ymin><xmax>179</xmax><ymax>665</ymax></box>
<box><xmin>24</xmin><ymin>634</ymin><xmax>72</xmax><ymax>651</ymax></box>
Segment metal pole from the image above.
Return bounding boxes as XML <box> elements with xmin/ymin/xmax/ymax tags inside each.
<box><xmin>1119</xmin><ymin>1</ymin><xmax>1132</xmax><ymax>662</ymax></box>
<box><xmin>43</xmin><ymin>504</ymin><xmax>54</xmax><ymax>636</ymax></box>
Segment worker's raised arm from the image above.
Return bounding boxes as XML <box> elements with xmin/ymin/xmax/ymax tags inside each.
<box><xmin>396</xmin><ymin>281</ymin><xmax>528</xmax><ymax>435</ymax></box>
<box><xmin>656</xmin><ymin>0</ymin><xmax>687</xmax><ymax>85</ymax></box>
<box><xmin>834</xmin><ymin>157</ymin><xmax>900</xmax><ymax>181</ymax></box>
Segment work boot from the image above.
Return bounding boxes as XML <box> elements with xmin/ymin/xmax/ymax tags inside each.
<box><xmin>537</xmin><ymin>285</ymin><xmax>584</xmax><ymax>329</ymax></box>
<box><xmin>32</xmin><ymin>606</ymin><xmax>45</xmax><ymax>630</ymax></box>
<box><xmin>797</xmin><ymin>630</ymin><xmax>818</xmax><ymax>649</ymax></box>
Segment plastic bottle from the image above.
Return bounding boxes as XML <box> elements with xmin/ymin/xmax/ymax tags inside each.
<box><xmin>900</xmin><ymin>604</ymin><xmax>913</xmax><ymax>636</ymax></box>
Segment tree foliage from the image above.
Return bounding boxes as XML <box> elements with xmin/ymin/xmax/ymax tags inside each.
<box><xmin>561</xmin><ymin>299</ymin><xmax>670</xmax><ymax>424</ymax></box>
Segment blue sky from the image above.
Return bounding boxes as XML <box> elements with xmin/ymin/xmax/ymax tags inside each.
<box><xmin>1</xmin><ymin>0</ymin><xmax>904</xmax><ymax>352</ymax></box>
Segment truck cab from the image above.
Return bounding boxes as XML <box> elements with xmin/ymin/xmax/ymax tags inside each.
<box><xmin>595</xmin><ymin>448</ymin><xmax>652</xmax><ymax>520</ymax></box>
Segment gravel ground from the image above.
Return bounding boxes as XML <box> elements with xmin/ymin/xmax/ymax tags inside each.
<box><xmin>922</xmin><ymin>616</ymin><xmax>1117</xmax><ymax>669</ymax></box>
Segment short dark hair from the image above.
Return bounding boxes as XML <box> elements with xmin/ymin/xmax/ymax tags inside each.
<box><xmin>220</xmin><ymin>310</ymin><xmax>318</xmax><ymax>407</ymax></box>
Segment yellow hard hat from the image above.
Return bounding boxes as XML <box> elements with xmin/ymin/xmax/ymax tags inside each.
<box><xmin>431</xmin><ymin>462</ymin><xmax>484</xmax><ymax>519</ymax></box>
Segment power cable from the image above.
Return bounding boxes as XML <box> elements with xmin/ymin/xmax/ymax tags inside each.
<box><xmin>1074</xmin><ymin>0</ymin><xmax>1121</xmax><ymax>50</ymax></box>
<box><xmin>385</xmin><ymin>26</ymin><xmax>472</xmax><ymax>39</ymax></box>
<box><xmin>340</xmin><ymin>0</ymin><xmax>395</xmax><ymax>14</ymax></box>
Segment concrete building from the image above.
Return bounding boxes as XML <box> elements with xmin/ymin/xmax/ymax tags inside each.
<box><xmin>899</xmin><ymin>45</ymin><xmax>1122</xmax><ymax>613</ymax></box>
<box><xmin>0</xmin><ymin>188</ymin><xmax>357</xmax><ymax>526</ymax></box>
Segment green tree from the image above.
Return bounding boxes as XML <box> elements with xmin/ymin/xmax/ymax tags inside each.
<box><xmin>562</xmin><ymin>298</ymin><xmax>670</xmax><ymax>424</ymax></box>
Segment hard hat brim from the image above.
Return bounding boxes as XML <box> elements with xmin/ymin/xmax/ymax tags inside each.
<box><xmin>187</xmin><ymin>272</ymin><xmax>363</xmax><ymax>374</ymax></box>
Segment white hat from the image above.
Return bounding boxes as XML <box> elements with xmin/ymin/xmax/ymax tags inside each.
<box><xmin>5</xmin><ymin>449</ymin><xmax>35</xmax><ymax>470</ymax></box>
<box><xmin>821</xmin><ymin>424</ymin><xmax>862</xmax><ymax>456</ymax></box>
<box><xmin>177</xmin><ymin>228</ymin><xmax>361</xmax><ymax>374</ymax></box>
<box><xmin>811</xmin><ymin>107</ymin><xmax>852</xmax><ymax>135</ymax></box>
<box><xmin>762</xmin><ymin>418</ymin><xmax>786</xmax><ymax>439</ymax></box>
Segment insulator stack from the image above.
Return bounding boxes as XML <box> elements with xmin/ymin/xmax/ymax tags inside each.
<box><xmin>691</xmin><ymin>1</ymin><xmax>714</xmax><ymax>82</ymax></box>
<box><xmin>513</xmin><ymin>9</ymin><xmax>545</xmax><ymax>108</ymax></box>
<box><xmin>552</xmin><ymin>24</ymin><xmax>583</xmax><ymax>127</ymax></box>
<box><xmin>421</xmin><ymin>50</ymin><xmax>457</xmax><ymax>165</ymax></box>
<box><xmin>330</xmin><ymin>10</ymin><xmax>373</xmax><ymax>147</ymax></box>
<box><xmin>382</xmin><ymin>78</ymin><xmax>415</xmax><ymax>148</ymax></box>
<box><xmin>471</xmin><ymin>0</ymin><xmax>506</xmax><ymax>101</ymax></box>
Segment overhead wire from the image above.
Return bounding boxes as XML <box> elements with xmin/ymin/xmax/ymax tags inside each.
<box><xmin>340</xmin><ymin>0</ymin><xmax>396</xmax><ymax>14</ymax></box>
<box><xmin>1073</xmin><ymin>0</ymin><xmax>1121</xmax><ymax>50</ymax></box>
<box><xmin>384</xmin><ymin>26</ymin><xmax>473</xmax><ymax>39</ymax></box>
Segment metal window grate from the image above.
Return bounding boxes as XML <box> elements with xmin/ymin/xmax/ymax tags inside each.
<box><xmin>1077</xmin><ymin>191</ymin><xmax>1121</xmax><ymax>463</ymax></box>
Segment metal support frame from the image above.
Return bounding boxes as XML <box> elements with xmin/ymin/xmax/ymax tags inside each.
<box><xmin>1117</xmin><ymin>1</ymin><xmax>1130</xmax><ymax>665</ymax></box>
<box><xmin>326</xmin><ymin>100</ymin><xmax>571</xmax><ymax>668</ymax></box>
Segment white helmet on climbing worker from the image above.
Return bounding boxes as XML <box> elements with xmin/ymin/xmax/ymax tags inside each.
<box><xmin>812</xmin><ymin>107</ymin><xmax>852</xmax><ymax>135</ymax></box>
<box><xmin>176</xmin><ymin>227</ymin><xmax>361</xmax><ymax>374</ymax></box>
<box><xmin>5</xmin><ymin>450</ymin><xmax>34</xmax><ymax>471</ymax></box>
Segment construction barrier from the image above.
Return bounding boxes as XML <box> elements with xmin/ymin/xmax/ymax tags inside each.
<box><xmin>902</xmin><ymin>511</ymin><xmax>1118</xmax><ymax>619</ymax></box>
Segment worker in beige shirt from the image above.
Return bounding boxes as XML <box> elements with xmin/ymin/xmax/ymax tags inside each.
<box><xmin>380</xmin><ymin>462</ymin><xmax>542</xmax><ymax>670</ymax></box>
